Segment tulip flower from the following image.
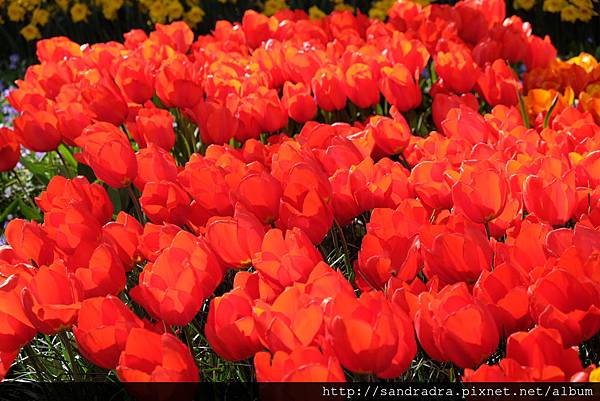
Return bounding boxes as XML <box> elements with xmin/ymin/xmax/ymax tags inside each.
<box><xmin>379</xmin><ymin>64</ymin><xmax>421</xmax><ymax>112</ymax></box>
<box><xmin>74</xmin><ymin>244</ymin><xmax>126</xmax><ymax>298</ymax></box>
<box><xmin>131</xmin><ymin>231</ymin><xmax>222</xmax><ymax>326</ymax></box>
<box><xmin>115</xmin><ymin>55</ymin><xmax>156</xmax><ymax>104</ymax></box>
<box><xmin>477</xmin><ymin>59</ymin><xmax>521</xmax><ymax>106</ymax></box>
<box><xmin>20</xmin><ymin>262</ymin><xmax>82</xmax><ymax>335</ymax></box>
<box><xmin>311</xmin><ymin>65</ymin><xmax>347</xmax><ymax>112</ymax></box>
<box><xmin>415</xmin><ymin>282</ymin><xmax>499</xmax><ymax>368</ymax></box>
<box><xmin>434</xmin><ymin>47</ymin><xmax>480</xmax><ymax>94</ymax></box>
<box><xmin>282</xmin><ymin>82</ymin><xmax>317</xmax><ymax>123</ymax></box>
<box><xmin>75</xmin><ymin>122</ymin><xmax>138</xmax><ymax>189</ymax></box>
<box><xmin>343</xmin><ymin>63</ymin><xmax>380</xmax><ymax>109</ymax></box>
<box><xmin>139</xmin><ymin>181</ymin><xmax>191</xmax><ymax>226</ymax></box>
<box><xmin>523</xmin><ymin>169</ymin><xmax>577</xmax><ymax>226</ymax></box>
<box><xmin>0</xmin><ymin>269</ymin><xmax>36</xmax><ymax>352</ymax></box>
<box><xmin>205</xmin><ymin>288</ymin><xmax>262</xmax><ymax>361</ymax></box>
<box><xmin>73</xmin><ymin>295</ymin><xmax>145</xmax><ymax>369</ymax></box>
<box><xmin>452</xmin><ymin>161</ymin><xmax>509</xmax><ymax>224</ymax></box>
<box><xmin>5</xmin><ymin>219</ymin><xmax>59</xmax><ymax>268</ymax></box>
<box><xmin>80</xmin><ymin>75</ymin><xmax>129</xmax><ymax>126</ymax></box>
<box><xmin>133</xmin><ymin>145</ymin><xmax>179</xmax><ymax>191</ymax></box>
<box><xmin>232</xmin><ymin>171</ymin><xmax>282</xmax><ymax>225</ymax></box>
<box><xmin>135</xmin><ymin>108</ymin><xmax>175</xmax><ymax>152</ymax></box>
<box><xmin>254</xmin><ymin>346</ymin><xmax>346</xmax><ymax>382</ymax></box>
<box><xmin>116</xmin><ymin>328</ymin><xmax>199</xmax><ymax>382</ymax></box>
<box><xmin>0</xmin><ymin>350</ymin><xmax>19</xmax><ymax>381</ymax></box>
<box><xmin>101</xmin><ymin>211</ymin><xmax>143</xmax><ymax>269</ymax></box>
<box><xmin>14</xmin><ymin>103</ymin><xmax>61</xmax><ymax>152</ymax></box>
<box><xmin>206</xmin><ymin>204</ymin><xmax>265</xmax><ymax>269</ymax></box>
<box><xmin>155</xmin><ymin>53</ymin><xmax>203</xmax><ymax>109</ymax></box>
<box><xmin>0</xmin><ymin>128</ymin><xmax>20</xmax><ymax>172</ymax></box>
<box><xmin>529</xmin><ymin>268</ymin><xmax>600</xmax><ymax>346</ymax></box>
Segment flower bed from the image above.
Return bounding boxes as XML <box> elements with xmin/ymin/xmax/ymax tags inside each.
<box><xmin>1</xmin><ymin>0</ymin><xmax>600</xmax><ymax>384</ymax></box>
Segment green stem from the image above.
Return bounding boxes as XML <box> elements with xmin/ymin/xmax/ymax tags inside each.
<box><xmin>24</xmin><ymin>345</ymin><xmax>48</xmax><ymax>381</ymax></box>
<box><xmin>58</xmin><ymin>332</ymin><xmax>82</xmax><ymax>381</ymax></box>
<box><xmin>12</xmin><ymin>170</ymin><xmax>37</xmax><ymax>209</ymax></box>
<box><xmin>543</xmin><ymin>94</ymin><xmax>560</xmax><ymax>129</ymax></box>
<box><xmin>516</xmin><ymin>89</ymin><xmax>530</xmax><ymax>129</ymax></box>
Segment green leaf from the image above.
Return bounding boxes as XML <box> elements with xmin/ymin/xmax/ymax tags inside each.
<box><xmin>0</xmin><ymin>199</ymin><xmax>18</xmax><ymax>225</ymax></box>
<box><xmin>17</xmin><ymin>198</ymin><xmax>41</xmax><ymax>222</ymax></box>
<box><xmin>19</xmin><ymin>157</ymin><xmax>50</xmax><ymax>186</ymax></box>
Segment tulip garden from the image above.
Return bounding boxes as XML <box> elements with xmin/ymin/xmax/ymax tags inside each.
<box><xmin>1</xmin><ymin>0</ymin><xmax>600</xmax><ymax>387</ymax></box>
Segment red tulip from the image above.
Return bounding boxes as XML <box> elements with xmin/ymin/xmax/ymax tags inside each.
<box><xmin>133</xmin><ymin>144</ymin><xmax>178</xmax><ymax>191</ymax></box>
<box><xmin>0</xmin><ymin>128</ymin><xmax>20</xmax><ymax>172</ymax></box>
<box><xmin>254</xmin><ymin>346</ymin><xmax>346</xmax><ymax>382</ymax></box>
<box><xmin>477</xmin><ymin>59</ymin><xmax>521</xmax><ymax>106</ymax></box>
<box><xmin>74</xmin><ymin>244</ymin><xmax>126</xmax><ymax>298</ymax></box>
<box><xmin>366</xmin><ymin>115</ymin><xmax>411</xmax><ymax>158</ymax></box>
<box><xmin>232</xmin><ymin>171</ymin><xmax>282</xmax><ymax>225</ymax></box>
<box><xmin>0</xmin><ymin>349</ymin><xmax>19</xmax><ymax>381</ymax></box>
<box><xmin>282</xmin><ymin>81</ymin><xmax>317</xmax><ymax>123</ymax></box>
<box><xmin>73</xmin><ymin>295</ymin><xmax>144</xmax><ymax>369</ymax></box>
<box><xmin>379</xmin><ymin>64</ymin><xmax>421</xmax><ymax>112</ymax></box>
<box><xmin>75</xmin><ymin>122</ymin><xmax>138</xmax><ymax>189</ymax></box>
<box><xmin>135</xmin><ymin>108</ymin><xmax>175</xmax><ymax>151</ymax></box>
<box><xmin>415</xmin><ymin>282</ymin><xmax>499</xmax><ymax>368</ymax></box>
<box><xmin>452</xmin><ymin>161</ymin><xmax>509</xmax><ymax>223</ymax></box>
<box><xmin>343</xmin><ymin>63</ymin><xmax>380</xmax><ymax>109</ymax></box>
<box><xmin>116</xmin><ymin>328</ymin><xmax>199</xmax><ymax>382</ymax></box>
<box><xmin>14</xmin><ymin>103</ymin><xmax>61</xmax><ymax>152</ymax></box>
<box><xmin>131</xmin><ymin>231</ymin><xmax>222</xmax><ymax>326</ymax></box>
<box><xmin>4</xmin><ymin>219</ymin><xmax>58</xmax><ymax>267</ymax></box>
<box><xmin>139</xmin><ymin>181</ymin><xmax>191</xmax><ymax>226</ymax></box>
<box><xmin>434</xmin><ymin>47</ymin><xmax>480</xmax><ymax>94</ymax></box>
<box><xmin>205</xmin><ymin>288</ymin><xmax>262</xmax><ymax>361</ymax></box>
<box><xmin>80</xmin><ymin>75</ymin><xmax>129</xmax><ymax>126</ymax></box>
<box><xmin>0</xmin><ymin>267</ymin><xmax>36</xmax><ymax>352</ymax></box>
<box><xmin>529</xmin><ymin>268</ymin><xmax>600</xmax><ymax>346</ymax></box>
<box><xmin>101</xmin><ymin>211</ymin><xmax>143</xmax><ymax>269</ymax></box>
<box><xmin>20</xmin><ymin>262</ymin><xmax>81</xmax><ymax>335</ymax></box>
<box><xmin>155</xmin><ymin>54</ymin><xmax>203</xmax><ymax>109</ymax></box>
<box><xmin>523</xmin><ymin>169</ymin><xmax>577</xmax><ymax>226</ymax></box>
<box><xmin>115</xmin><ymin>55</ymin><xmax>156</xmax><ymax>104</ymax></box>
<box><xmin>311</xmin><ymin>65</ymin><xmax>347</xmax><ymax>112</ymax></box>
<box><xmin>410</xmin><ymin>160</ymin><xmax>457</xmax><ymax>210</ymax></box>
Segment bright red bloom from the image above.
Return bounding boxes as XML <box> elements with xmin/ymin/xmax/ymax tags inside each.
<box><xmin>138</xmin><ymin>222</ymin><xmax>181</xmax><ymax>262</ymax></box>
<box><xmin>206</xmin><ymin>204</ymin><xmax>265</xmax><ymax>268</ymax></box>
<box><xmin>252</xmin><ymin>227</ymin><xmax>322</xmax><ymax>290</ymax></box>
<box><xmin>80</xmin><ymin>74</ymin><xmax>129</xmax><ymax>126</ymax></box>
<box><xmin>464</xmin><ymin>327</ymin><xmax>583</xmax><ymax>382</ymax></box>
<box><xmin>205</xmin><ymin>288</ymin><xmax>262</xmax><ymax>361</ymax></box>
<box><xmin>254</xmin><ymin>346</ymin><xmax>346</xmax><ymax>382</ymax></box>
<box><xmin>410</xmin><ymin>160</ymin><xmax>457</xmax><ymax>210</ymax></box>
<box><xmin>116</xmin><ymin>328</ymin><xmax>199</xmax><ymax>382</ymax></box>
<box><xmin>131</xmin><ymin>231</ymin><xmax>222</xmax><ymax>326</ymax></box>
<box><xmin>356</xmin><ymin>201</ymin><xmax>427</xmax><ymax>290</ymax></box>
<box><xmin>36</xmin><ymin>175</ymin><xmax>113</xmax><ymax>226</ymax></box>
<box><xmin>20</xmin><ymin>262</ymin><xmax>81</xmax><ymax>335</ymax></box>
<box><xmin>415</xmin><ymin>282</ymin><xmax>499</xmax><ymax>368</ymax></box>
<box><xmin>326</xmin><ymin>291</ymin><xmax>416</xmax><ymax>377</ymax></box>
<box><xmin>133</xmin><ymin>144</ymin><xmax>179</xmax><ymax>190</ymax></box>
<box><xmin>73</xmin><ymin>295</ymin><xmax>145</xmax><ymax>369</ymax></box>
<box><xmin>151</xmin><ymin>21</ymin><xmax>194</xmax><ymax>53</ymax></box>
<box><xmin>431</xmin><ymin>93</ymin><xmax>479</xmax><ymax>131</ymax></box>
<box><xmin>529</xmin><ymin>268</ymin><xmax>600</xmax><ymax>346</ymax></box>
<box><xmin>115</xmin><ymin>55</ymin><xmax>155</xmax><ymax>104</ymax></box>
<box><xmin>13</xmin><ymin>103</ymin><xmax>61</xmax><ymax>152</ymax></box>
<box><xmin>0</xmin><ymin>128</ymin><xmax>20</xmax><ymax>172</ymax></box>
<box><xmin>0</xmin><ymin>350</ymin><xmax>19</xmax><ymax>381</ymax></box>
<box><xmin>135</xmin><ymin>108</ymin><xmax>175</xmax><ymax>151</ymax></box>
<box><xmin>0</xmin><ymin>267</ymin><xmax>36</xmax><ymax>352</ymax></box>
<box><xmin>232</xmin><ymin>170</ymin><xmax>282</xmax><ymax>225</ymax></box>
<box><xmin>282</xmin><ymin>81</ymin><xmax>317</xmax><ymax>123</ymax></box>
<box><xmin>139</xmin><ymin>181</ymin><xmax>191</xmax><ymax>226</ymax></box>
<box><xmin>311</xmin><ymin>65</ymin><xmax>347</xmax><ymax>112</ymax></box>
<box><xmin>366</xmin><ymin>115</ymin><xmax>411</xmax><ymax>158</ymax></box>
<box><xmin>343</xmin><ymin>63</ymin><xmax>380</xmax><ymax>109</ymax></box>
<box><xmin>74</xmin><ymin>244</ymin><xmax>126</xmax><ymax>298</ymax></box>
<box><xmin>155</xmin><ymin>54</ymin><xmax>203</xmax><ymax>109</ymax></box>
<box><xmin>379</xmin><ymin>64</ymin><xmax>421</xmax><ymax>112</ymax></box>
<box><xmin>523</xmin><ymin>169</ymin><xmax>577</xmax><ymax>226</ymax></box>
<box><xmin>474</xmin><ymin>263</ymin><xmax>532</xmax><ymax>336</ymax></box>
<box><xmin>477</xmin><ymin>59</ymin><xmax>521</xmax><ymax>106</ymax></box>
<box><xmin>188</xmin><ymin>96</ymin><xmax>239</xmax><ymax>145</ymax></box>
<box><xmin>434</xmin><ymin>47</ymin><xmax>480</xmax><ymax>94</ymax></box>
<box><xmin>441</xmin><ymin>104</ymin><xmax>494</xmax><ymax>144</ymax></box>
<box><xmin>101</xmin><ymin>211</ymin><xmax>143</xmax><ymax>269</ymax></box>
<box><xmin>254</xmin><ymin>285</ymin><xmax>325</xmax><ymax>353</ymax></box>
<box><xmin>4</xmin><ymin>219</ymin><xmax>58</xmax><ymax>267</ymax></box>
<box><xmin>452</xmin><ymin>161</ymin><xmax>509</xmax><ymax>223</ymax></box>
<box><xmin>75</xmin><ymin>122</ymin><xmax>138</xmax><ymax>189</ymax></box>
<box><xmin>54</xmin><ymin>102</ymin><xmax>94</xmax><ymax>146</ymax></box>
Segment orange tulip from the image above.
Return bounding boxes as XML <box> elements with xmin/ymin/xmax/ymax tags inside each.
<box><xmin>343</xmin><ymin>63</ymin><xmax>380</xmax><ymax>109</ymax></box>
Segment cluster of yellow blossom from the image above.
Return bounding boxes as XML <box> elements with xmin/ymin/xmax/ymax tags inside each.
<box><xmin>1</xmin><ymin>0</ymin><xmax>208</xmax><ymax>41</ymax></box>
<box><xmin>513</xmin><ymin>0</ymin><xmax>598</xmax><ymax>22</ymax></box>
<box><xmin>525</xmin><ymin>53</ymin><xmax>600</xmax><ymax>123</ymax></box>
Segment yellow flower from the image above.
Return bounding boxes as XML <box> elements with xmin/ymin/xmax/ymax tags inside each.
<box><xmin>263</xmin><ymin>0</ymin><xmax>288</xmax><ymax>16</ymax></box>
<box><xmin>185</xmin><ymin>6</ymin><xmax>205</xmax><ymax>24</ymax></box>
<box><xmin>543</xmin><ymin>0</ymin><xmax>568</xmax><ymax>11</ymax></box>
<box><xmin>308</xmin><ymin>5</ymin><xmax>326</xmax><ymax>19</ymax></box>
<box><xmin>334</xmin><ymin>2</ymin><xmax>354</xmax><ymax>11</ymax></box>
<box><xmin>576</xmin><ymin>6</ymin><xmax>598</xmax><ymax>22</ymax></box>
<box><xmin>571</xmin><ymin>0</ymin><xmax>594</xmax><ymax>8</ymax></box>
<box><xmin>7</xmin><ymin>3</ymin><xmax>26</xmax><ymax>22</ymax></box>
<box><xmin>513</xmin><ymin>0</ymin><xmax>536</xmax><ymax>10</ymax></box>
<box><xmin>70</xmin><ymin>2</ymin><xmax>90</xmax><ymax>22</ymax></box>
<box><xmin>560</xmin><ymin>4</ymin><xmax>579</xmax><ymax>21</ymax></box>
<box><xmin>32</xmin><ymin>8</ymin><xmax>50</xmax><ymax>26</ymax></box>
<box><xmin>20</xmin><ymin>24</ymin><xmax>41</xmax><ymax>41</ymax></box>
<box><xmin>55</xmin><ymin>0</ymin><xmax>69</xmax><ymax>12</ymax></box>
<box><xmin>149</xmin><ymin>1</ymin><xmax>167</xmax><ymax>23</ymax></box>
<box><xmin>590</xmin><ymin>367</ymin><xmax>600</xmax><ymax>382</ymax></box>
<box><xmin>167</xmin><ymin>0</ymin><xmax>184</xmax><ymax>21</ymax></box>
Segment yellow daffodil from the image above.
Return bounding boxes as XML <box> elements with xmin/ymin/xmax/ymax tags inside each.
<box><xmin>7</xmin><ymin>3</ymin><xmax>26</xmax><ymax>22</ymax></box>
<box><xmin>32</xmin><ymin>8</ymin><xmax>50</xmax><ymax>26</ymax></box>
<box><xmin>513</xmin><ymin>0</ymin><xmax>536</xmax><ymax>10</ymax></box>
<box><xmin>20</xmin><ymin>24</ymin><xmax>41</xmax><ymax>41</ymax></box>
<box><xmin>70</xmin><ymin>2</ymin><xmax>91</xmax><ymax>22</ymax></box>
